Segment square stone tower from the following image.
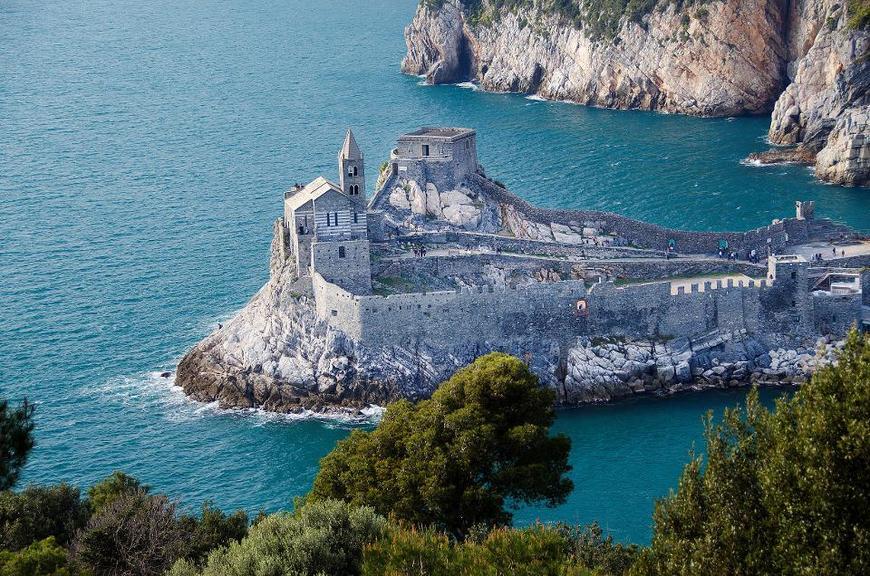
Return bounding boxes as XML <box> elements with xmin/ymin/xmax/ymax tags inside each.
<box><xmin>393</xmin><ymin>127</ymin><xmax>478</xmax><ymax>190</ymax></box>
<box><xmin>339</xmin><ymin>129</ymin><xmax>366</xmax><ymax>208</ymax></box>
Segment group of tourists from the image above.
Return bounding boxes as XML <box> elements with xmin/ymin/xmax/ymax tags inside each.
<box><xmin>812</xmin><ymin>247</ymin><xmax>847</xmax><ymax>262</ymax></box>
<box><xmin>412</xmin><ymin>245</ymin><xmax>427</xmax><ymax>258</ymax></box>
<box><xmin>715</xmin><ymin>248</ymin><xmax>762</xmax><ymax>263</ymax></box>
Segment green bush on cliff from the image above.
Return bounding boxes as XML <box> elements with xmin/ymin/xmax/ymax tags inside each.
<box><xmin>422</xmin><ymin>0</ymin><xmax>713</xmax><ymax>40</ymax></box>
<box><xmin>87</xmin><ymin>470</ymin><xmax>148</xmax><ymax>514</ymax></box>
<box><xmin>632</xmin><ymin>328</ymin><xmax>870</xmax><ymax>576</ymax></box>
<box><xmin>848</xmin><ymin>0</ymin><xmax>870</xmax><ymax>29</ymax></box>
<box><xmin>309</xmin><ymin>352</ymin><xmax>573</xmax><ymax>538</ymax></box>
<box><xmin>168</xmin><ymin>499</ymin><xmax>387</xmax><ymax>576</ymax></box>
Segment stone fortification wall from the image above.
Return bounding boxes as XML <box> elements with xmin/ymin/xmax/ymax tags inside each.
<box><xmin>374</xmin><ymin>251</ymin><xmax>765</xmax><ymax>287</ymax></box>
<box><xmin>395</xmin><ymin>132</ymin><xmax>478</xmax><ymax>191</ymax></box>
<box><xmin>812</xmin><ymin>291</ymin><xmax>863</xmax><ymax>335</ymax></box>
<box><xmin>313</xmin><ymin>263</ymin><xmax>834</xmax><ymax>357</ymax></box>
<box><xmin>312</xmin><ymin>272</ymin><xmax>364</xmax><ymax>340</ymax></box>
<box><xmin>586</xmin><ymin>279</ymin><xmax>765</xmax><ymax>340</ymax></box>
<box><xmin>311</xmin><ymin>239</ymin><xmax>372</xmax><ymax>294</ymax></box>
<box><xmin>356</xmin><ymin>279</ymin><xmax>588</xmax><ymax>348</ymax></box>
<box><xmin>469</xmin><ymin>174</ymin><xmax>850</xmax><ymax>255</ymax></box>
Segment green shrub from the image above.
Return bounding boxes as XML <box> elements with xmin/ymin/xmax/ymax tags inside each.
<box><xmin>558</xmin><ymin>523</ymin><xmax>638</xmax><ymax>575</ymax></box>
<box><xmin>0</xmin><ymin>537</ymin><xmax>70</xmax><ymax>576</ymax></box>
<box><xmin>848</xmin><ymin>0</ymin><xmax>870</xmax><ymax>29</ymax></box>
<box><xmin>169</xmin><ymin>499</ymin><xmax>387</xmax><ymax>576</ymax></box>
<box><xmin>178</xmin><ymin>501</ymin><xmax>248</xmax><ymax>564</ymax></box>
<box><xmin>0</xmin><ymin>485</ymin><xmax>89</xmax><ymax>551</ymax></box>
<box><xmin>72</xmin><ymin>490</ymin><xmax>188</xmax><ymax>576</ymax></box>
<box><xmin>362</xmin><ymin>524</ymin><xmax>605</xmax><ymax>575</ymax></box>
<box><xmin>86</xmin><ymin>471</ymin><xmax>148</xmax><ymax>514</ymax></box>
<box><xmin>310</xmin><ymin>353</ymin><xmax>572</xmax><ymax>538</ymax></box>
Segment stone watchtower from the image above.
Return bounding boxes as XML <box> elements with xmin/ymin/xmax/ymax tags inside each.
<box><xmin>339</xmin><ymin>129</ymin><xmax>366</xmax><ymax>207</ymax></box>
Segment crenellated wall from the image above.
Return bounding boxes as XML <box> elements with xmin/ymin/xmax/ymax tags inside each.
<box><xmin>312</xmin><ymin>255</ymin><xmax>857</xmax><ymax>356</ymax></box>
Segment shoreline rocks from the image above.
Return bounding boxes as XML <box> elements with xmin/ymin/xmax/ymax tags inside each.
<box><xmin>744</xmin><ymin>148</ymin><xmax>817</xmax><ymax>166</ymax></box>
<box><xmin>562</xmin><ymin>334</ymin><xmax>841</xmax><ymax>403</ymax></box>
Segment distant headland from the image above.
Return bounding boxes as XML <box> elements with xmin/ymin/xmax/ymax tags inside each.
<box><xmin>402</xmin><ymin>0</ymin><xmax>869</xmax><ymax>186</ymax></box>
<box><xmin>176</xmin><ymin>127</ymin><xmax>870</xmax><ymax>414</ymax></box>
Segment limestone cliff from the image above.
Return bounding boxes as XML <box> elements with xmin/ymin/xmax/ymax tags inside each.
<box><xmin>768</xmin><ymin>2</ymin><xmax>869</xmax><ymax>186</ymax></box>
<box><xmin>403</xmin><ymin>0</ymin><xmax>869</xmax><ymax>185</ymax></box>
<box><xmin>403</xmin><ymin>0</ymin><xmax>789</xmax><ymax>116</ymax></box>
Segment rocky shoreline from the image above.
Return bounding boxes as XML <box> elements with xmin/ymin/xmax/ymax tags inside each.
<box><xmin>402</xmin><ymin>0</ymin><xmax>869</xmax><ymax>186</ymax></box>
<box><xmin>744</xmin><ymin>148</ymin><xmax>817</xmax><ymax>167</ymax></box>
<box><xmin>175</xmin><ymin>221</ymin><xmax>849</xmax><ymax>415</ymax></box>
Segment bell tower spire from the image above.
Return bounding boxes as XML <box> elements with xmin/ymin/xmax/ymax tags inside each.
<box><xmin>338</xmin><ymin>129</ymin><xmax>365</xmax><ymax>207</ymax></box>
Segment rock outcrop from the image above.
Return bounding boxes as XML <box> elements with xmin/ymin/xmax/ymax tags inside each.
<box><xmin>769</xmin><ymin>0</ymin><xmax>869</xmax><ymax>186</ymax></box>
<box><xmin>563</xmin><ymin>332</ymin><xmax>840</xmax><ymax>402</ymax></box>
<box><xmin>403</xmin><ymin>0</ymin><xmax>789</xmax><ymax>116</ymax></box>
<box><xmin>403</xmin><ymin>0</ymin><xmax>869</xmax><ymax>186</ymax></box>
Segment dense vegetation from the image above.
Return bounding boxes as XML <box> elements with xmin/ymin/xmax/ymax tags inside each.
<box><xmin>424</xmin><ymin>0</ymin><xmax>714</xmax><ymax>40</ymax></box>
<box><xmin>634</xmin><ymin>327</ymin><xmax>870</xmax><ymax>576</ymax></box>
<box><xmin>309</xmin><ymin>352</ymin><xmax>573</xmax><ymax>538</ymax></box>
<box><xmin>849</xmin><ymin>0</ymin><xmax>870</xmax><ymax>29</ymax></box>
<box><xmin>1</xmin><ymin>329</ymin><xmax>867</xmax><ymax>575</ymax></box>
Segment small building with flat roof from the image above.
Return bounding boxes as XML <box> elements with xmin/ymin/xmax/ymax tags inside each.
<box><xmin>392</xmin><ymin>127</ymin><xmax>478</xmax><ymax>190</ymax></box>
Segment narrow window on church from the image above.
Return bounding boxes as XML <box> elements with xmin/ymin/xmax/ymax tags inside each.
<box><xmin>334</xmin><ymin>211</ymin><xmax>339</xmax><ymax>225</ymax></box>
<box><xmin>338</xmin><ymin>246</ymin><xmax>346</xmax><ymax>258</ymax></box>
<box><xmin>353</xmin><ymin>212</ymin><xmax>358</xmax><ymax>224</ymax></box>
<box><xmin>352</xmin><ymin>166</ymin><xmax>358</xmax><ymax>176</ymax></box>
<box><xmin>326</xmin><ymin>213</ymin><xmax>331</xmax><ymax>226</ymax></box>
<box><xmin>422</xmin><ymin>144</ymin><xmax>429</xmax><ymax>156</ymax></box>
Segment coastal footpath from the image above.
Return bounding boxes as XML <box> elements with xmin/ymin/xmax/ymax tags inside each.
<box><xmin>176</xmin><ymin>128</ymin><xmax>869</xmax><ymax>414</ymax></box>
<box><xmin>402</xmin><ymin>0</ymin><xmax>869</xmax><ymax>186</ymax></box>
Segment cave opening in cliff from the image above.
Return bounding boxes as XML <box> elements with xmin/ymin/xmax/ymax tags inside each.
<box><xmin>456</xmin><ymin>33</ymin><xmax>476</xmax><ymax>82</ymax></box>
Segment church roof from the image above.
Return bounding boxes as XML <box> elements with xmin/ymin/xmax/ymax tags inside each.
<box><xmin>338</xmin><ymin>129</ymin><xmax>363</xmax><ymax>161</ymax></box>
<box><xmin>284</xmin><ymin>176</ymin><xmax>345</xmax><ymax>211</ymax></box>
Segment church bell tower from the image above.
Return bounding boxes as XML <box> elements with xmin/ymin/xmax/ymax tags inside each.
<box><xmin>338</xmin><ymin>129</ymin><xmax>365</xmax><ymax>208</ymax></box>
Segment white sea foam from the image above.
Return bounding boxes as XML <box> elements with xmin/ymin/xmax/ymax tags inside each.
<box><xmin>455</xmin><ymin>81</ymin><xmax>479</xmax><ymax>91</ymax></box>
<box><xmin>95</xmin><ymin>368</ymin><xmax>381</xmax><ymax>428</ymax></box>
<box><xmin>525</xmin><ymin>94</ymin><xmax>547</xmax><ymax>102</ymax></box>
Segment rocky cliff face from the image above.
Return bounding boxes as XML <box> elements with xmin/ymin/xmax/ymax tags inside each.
<box><xmin>768</xmin><ymin>2</ymin><xmax>869</xmax><ymax>186</ymax></box>
<box><xmin>403</xmin><ymin>0</ymin><xmax>789</xmax><ymax>116</ymax></box>
<box><xmin>403</xmin><ymin>0</ymin><xmax>869</xmax><ymax>185</ymax></box>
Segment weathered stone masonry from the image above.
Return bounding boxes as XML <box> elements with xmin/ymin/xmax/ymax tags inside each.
<box><xmin>175</xmin><ymin>126</ymin><xmax>868</xmax><ymax>414</ymax></box>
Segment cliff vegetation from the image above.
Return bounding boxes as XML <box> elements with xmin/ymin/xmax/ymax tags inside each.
<box><xmin>425</xmin><ymin>0</ymin><xmax>714</xmax><ymax>39</ymax></box>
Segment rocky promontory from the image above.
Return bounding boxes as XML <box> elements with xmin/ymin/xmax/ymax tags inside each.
<box><xmin>175</xmin><ymin>153</ymin><xmax>857</xmax><ymax>415</ymax></box>
<box><xmin>402</xmin><ymin>0</ymin><xmax>869</xmax><ymax>186</ymax></box>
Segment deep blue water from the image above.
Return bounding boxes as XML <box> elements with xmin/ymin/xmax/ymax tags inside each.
<box><xmin>0</xmin><ymin>0</ymin><xmax>865</xmax><ymax>545</ymax></box>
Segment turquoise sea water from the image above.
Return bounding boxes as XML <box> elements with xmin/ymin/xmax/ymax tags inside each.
<box><xmin>1</xmin><ymin>0</ymin><xmax>866</xmax><ymax>544</ymax></box>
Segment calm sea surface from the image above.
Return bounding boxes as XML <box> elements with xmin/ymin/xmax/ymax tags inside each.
<box><xmin>1</xmin><ymin>0</ymin><xmax>865</xmax><ymax>544</ymax></box>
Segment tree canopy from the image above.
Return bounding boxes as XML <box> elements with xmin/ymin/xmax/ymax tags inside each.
<box><xmin>633</xmin><ymin>329</ymin><xmax>870</xmax><ymax>576</ymax></box>
<box><xmin>310</xmin><ymin>352</ymin><xmax>573</xmax><ymax>537</ymax></box>
<box><xmin>0</xmin><ymin>399</ymin><xmax>34</xmax><ymax>491</ymax></box>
